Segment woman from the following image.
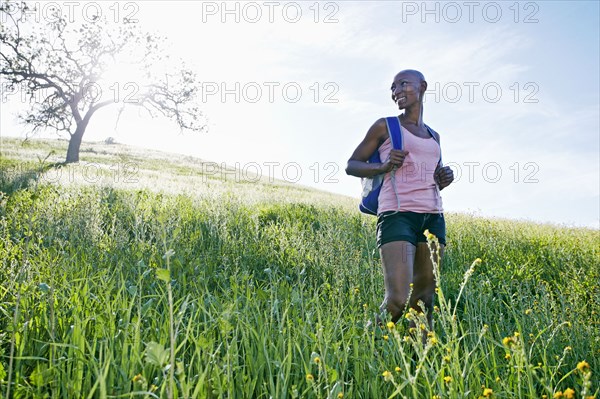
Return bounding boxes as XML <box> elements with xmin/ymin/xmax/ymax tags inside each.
<box><xmin>345</xmin><ymin>69</ymin><xmax>454</xmax><ymax>329</ymax></box>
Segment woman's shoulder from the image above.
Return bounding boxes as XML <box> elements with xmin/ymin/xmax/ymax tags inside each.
<box><xmin>367</xmin><ymin>117</ymin><xmax>392</xmax><ymax>145</ymax></box>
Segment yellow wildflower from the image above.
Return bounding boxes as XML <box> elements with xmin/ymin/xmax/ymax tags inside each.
<box><xmin>132</xmin><ymin>374</ymin><xmax>143</xmax><ymax>383</ymax></box>
<box><xmin>395</xmin><ymin>366</ymin><xmax>401</xmax><ymax>372</ymax></box>
<box><xmin>443</xmin><ymin>376</ymin><xmax>452</xmax><ymax>383</ymax></box>
<box><xmin>554</xmin><ymin>392</ymin><xmax>563</xmax><ymax>399</ymax></box>
<box><xmin>564</xmin><ymin>388</ymin><xmax>575</xmax><ymax>399</ymax></box>
<box><xmin>525</xmin><ymin>308</ymin><xmax>533</xmax><ymax>315</ymax></box>
<box><xmin>314</xmin><ymin>357</ymin><xmax>320</xmax><ymax>364</ymax></box>
<box><xmin>383</xmin><ymin>335</ymin><xmax>389</xmax><ymax>341</ymax></box>
<box><xmin>387</xmin><ymin>321</ymin><xmax>395</xmax><ymax>329</ymax></box>
<box><xmin>505</xmin><ymin>353</ymin><xmax>511</xmax><ymax>360</ymax></box>
<box><xmin>443</xmin><ymin>356</ymin><xmax>451</xmax><ymax>362</ymax></box>
<box><xmin>482</xmin><ymin>387</ymin><xmax>493</xmax><ymax>397</ymax></box>
<box><xmin>403</xmin><ymin>335</ymin><xmax>410</xmax><ymax>342</ymax></box>
<box><xmin>495</xmin><ymin>377</ymin><xmax>500</xmax><ymax>382</ymax></box>
<box><xmin>382</xmin><ymin>370</ymin><xmax>393</xmax><ymax>381</ymax></box>
<box><xmin>502</xmin><ymin>337</ymin><xmax>512</xmax><ymax>346</ymax></box>
<box><xmin>306</xmin><ymin>373</ymin><xmax>314</xmax><ymax>382</ymax></box>
<box><xmin>577</xmin><ymin>360</ymin><xmax>590</xmax><ymax>373</ymax></box>
<box><xmin>337</xmin><ymin>393</ymin><xmax>344</xmax><ymax>399</ymax></box>
<box><xmin>424</xmin><ymin>229</ymin><xmax>436</xmax><ymax>240</ymax></box>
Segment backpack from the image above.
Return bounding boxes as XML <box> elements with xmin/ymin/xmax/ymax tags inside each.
<box><xmin>359</xmin><ymin>116</ymin><xmax>442</xmax><ymax>215</ymax></box>
<box><xmin>359</xmin><ymin>116</ymin><xmax>403</xmax><ymax>215</ymax></box>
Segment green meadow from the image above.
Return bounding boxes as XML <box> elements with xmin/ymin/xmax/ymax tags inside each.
<box><xmin>0</xmin><ymin>138</ymin><xmax>598</xmax><ymax>398</ymax></box>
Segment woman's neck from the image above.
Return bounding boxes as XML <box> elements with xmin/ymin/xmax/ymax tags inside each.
<box><xmin>400</xmin><ymin>105</ymin><xmax>424</xmax><ymax>126</ymax></box>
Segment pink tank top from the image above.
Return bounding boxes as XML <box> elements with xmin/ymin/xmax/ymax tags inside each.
<box><xmin>377</xmin><ymin>125</ymin><xmax>443</xmax><ymax>214</ymax></box>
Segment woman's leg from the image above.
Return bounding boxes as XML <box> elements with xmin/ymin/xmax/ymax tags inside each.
<box><xmin>379</xmin><ymin>240</ymin><xmax>416</xmax><ymax>323</ymax></box>
<box><xmin>412</xmin><ymin>241</ymin><xmax>445</xmax><ymax>329</ymax></box>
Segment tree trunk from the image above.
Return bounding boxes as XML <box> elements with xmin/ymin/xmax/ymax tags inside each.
<box><xmin>65</xmin><ymin>123</ymin><xmax>87</xmax><ymax>163</ymax></box>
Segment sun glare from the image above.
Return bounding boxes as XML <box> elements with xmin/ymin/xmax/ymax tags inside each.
<box><xmin>92</xmin><ymin>58</ymin><xmax>149</xmax><ymax>107</ymax></box>
<box><xmin>100</xmin><ymin>60</ymin><xmax>142</xmax><ymax>89</ymax></box>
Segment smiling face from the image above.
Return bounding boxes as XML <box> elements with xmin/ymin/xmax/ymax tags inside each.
<box><xmin>390</xmin><ymin>70</ymin><xmax>426</xmax><ymax>109</ymax></box>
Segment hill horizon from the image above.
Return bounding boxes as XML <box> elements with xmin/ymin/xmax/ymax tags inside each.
<box><xmin>1</xmin><ymin>135</ymin><xmax>597</xmax><ymax>232</ymax></box>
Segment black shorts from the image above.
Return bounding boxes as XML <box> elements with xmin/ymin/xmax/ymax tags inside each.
<box><xmin>376</xmin><ymin>211</ymin><xmax>446</xmax><ymax>248</ymax></box>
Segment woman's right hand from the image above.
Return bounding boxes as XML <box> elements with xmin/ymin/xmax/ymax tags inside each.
<box><xmin>346</xmin><ymin>118</ymin><xmax>408</xmax><ymax>178</ymax></box>
<box><xmin>382</xmin><ymin>149</ymin><xmax>409</xmax><ymax>172</ymax></box>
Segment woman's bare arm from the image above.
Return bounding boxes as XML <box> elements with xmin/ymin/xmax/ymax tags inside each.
<box><xmin>345</xmin><ymin>118</ymin><xmax>409</xmax><ymax>178</ymax></box>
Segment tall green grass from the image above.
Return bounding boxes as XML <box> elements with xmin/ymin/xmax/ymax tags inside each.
<box><xmin>0</xmin><ymin>140</ymin><xmax>598</xmax><ymax>398</ymax></box>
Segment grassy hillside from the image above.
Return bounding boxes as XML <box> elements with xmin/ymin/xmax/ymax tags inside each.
<box><xmin>0</xmin><ymin>138</ymin><xmax>598</xmax><ymax>398</ymax></box>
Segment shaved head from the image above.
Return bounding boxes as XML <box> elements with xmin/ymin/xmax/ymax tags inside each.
<box><xmin>391</xmin><ymin>69</ymin><xmax>428</xmax><ymax>104</ymax></box>
<box><xmin>395</xmin><ymin>69</ymin><xmax>426</xmax><ymax>83</ymax></box>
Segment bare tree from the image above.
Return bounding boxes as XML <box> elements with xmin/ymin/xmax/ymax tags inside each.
<box><xmin>0</xmin><ymin>1</ymin><xmax>205</xmax><ymax>163</ymax></box>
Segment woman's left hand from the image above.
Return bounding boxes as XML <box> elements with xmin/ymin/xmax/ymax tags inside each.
<box><xmin>434</xmin><ymin>165</ymin><xmax>454</xmax><ymax>190</ymax></box>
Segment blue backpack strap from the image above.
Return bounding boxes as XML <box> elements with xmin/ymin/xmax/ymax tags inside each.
<box><xmin>385</xmin><ymin>116</ymin><xmax>403</xmax><ymax>150</ymax></box>
<box><xmin>425</xmin><ymin>124</ymin><xmax>445</xmax><ymax>201</ymax></box>
<box><xmin>425</xmin><ymin>124</ymin><xmax>443</xmax><ymax>166</ymax></box>
<box><xmin>384</xmin><ymin>116</ymin><xmax>403</xmax><ymax>213</ymax></box>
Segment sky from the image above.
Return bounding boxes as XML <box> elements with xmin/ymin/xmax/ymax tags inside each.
<box><xmin>1</xmin><ymin>0</ymin><xmax>599</xmax><ymax>229</ymax></box>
